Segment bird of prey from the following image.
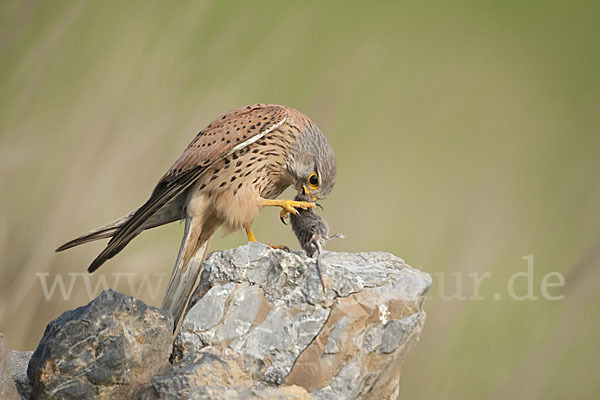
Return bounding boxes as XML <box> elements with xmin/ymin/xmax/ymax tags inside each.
<box><xmin>56</xmin><ymin>104</ymin><xmax>337</xmax><ymax>329</ymax></box>
<box><xmin>289</xmin><ymin>193</ymin><xmax>344</xmax><ymax>291</ymax></box>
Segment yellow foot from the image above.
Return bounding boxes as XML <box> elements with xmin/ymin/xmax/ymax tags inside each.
<box><xmin>246</xmin><ymin>225</ymin><xmax>289</xmax><ymax>251</ymax></box>
<box><xmin>261</xmin><ymin>198</ymin><xmax>317</xmax><ymax>222</ymax></box>
<box><xmin>268</xmin><ymin>244</ymin><xmax>291</xmax><ymax>251</ymax></box>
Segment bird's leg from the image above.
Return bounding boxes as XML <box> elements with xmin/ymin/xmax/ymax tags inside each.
<box><xmin>261</xmin><ymin>199</ymin><xmax>317</xmax><ymax>223</ymax></box>
<box><xmin>248</xmin><ymin>199</ymin><xmax>315</xmax><ymax>250</ymax></box>
<box><xmin>245</xmin><ymin>224</ymin><xmax>289</xmax><ymax>251</ymax></box>
<box><xmin>245</xmin><ymin>225</ymin><xmax>256</xmax><ymax>242</ymax></box>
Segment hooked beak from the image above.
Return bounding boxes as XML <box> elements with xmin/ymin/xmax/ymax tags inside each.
<box><xmin>301</xmin><ymin>184</ymin><xmax>318</xmax><ymax>201</ymax></box>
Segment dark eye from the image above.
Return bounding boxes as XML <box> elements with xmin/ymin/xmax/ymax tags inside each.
<box><xmin>308</xmin><ymin>173</ymin><xmax>319</xmax><ymax>188</ymax></box>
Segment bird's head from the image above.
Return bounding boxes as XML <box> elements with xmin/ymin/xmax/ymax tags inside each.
<box><xmin>286</xmin><ymin>124</ymin><xmax>337</xmax><ymax>201</ymax></box>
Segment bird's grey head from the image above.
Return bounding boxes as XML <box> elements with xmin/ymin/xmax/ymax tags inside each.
<box><xmin>286</xmin><ymin>124</ymin><xmax>337</xmax><ymax>200</ymax></box>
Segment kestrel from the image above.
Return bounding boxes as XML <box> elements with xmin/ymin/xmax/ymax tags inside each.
<box><xmin>56</xmin><ymin>104</ymin><xmax>337</xmax><ymax>328</ymax></box>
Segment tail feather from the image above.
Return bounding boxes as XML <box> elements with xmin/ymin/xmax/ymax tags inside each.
<box><xmin>162</xmin><ymin>241</ymin><xmax>210</xmax><ymax>332</ymax></box>
<box><xmin>55</xmin><ymin>211</ymin><xmax>136</xmax><ymax>252</ymax></box>
<box><xmin>56</xmin><ymin>198</ymin><xmax>184</xmax><ymax>254</ymax></box>
<box><xmin>161</xmin><ymin>213</ymin><xmax>220</xmax><ymax>332</ymax></box>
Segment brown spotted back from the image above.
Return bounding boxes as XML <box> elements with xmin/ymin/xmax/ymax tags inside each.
<box><xmin>163</xmin><ymin>104</ymin><xmax>288</xmax><ymax>179</ymax></box>
<box><xmin>198</xmin><ymin>122</ymin><xmax>295</xmax><ymax>200</ymax></box>
<box><xmin>88</xmin><ymin>104</ymin><xmax>291</xmax><ymax>272</ymax></box>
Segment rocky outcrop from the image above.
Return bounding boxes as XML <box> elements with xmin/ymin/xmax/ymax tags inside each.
<box><xmin>174</xmin><ymin>243</ymin><xmax>431</xmax><ymax>399</ymax></box>
<box><xmin>27</xmin><ymin>289</ymin><xmax>173</xmax><ymax>399</ymax></box>
<box><xmin>140</xmin><ymin>346</ymin><xmax>312</xmax><ymax>399</ymax></box>
<box><xmin>22</xmin><ymin>243</ymin><xmax>430</xmax><ymax>399</ymax></box>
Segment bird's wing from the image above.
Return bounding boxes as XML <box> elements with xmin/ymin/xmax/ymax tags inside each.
<box><xmin>87</xmin><ymin>104</ymin><xmax>287</xmax><ymax>272</ymax></box>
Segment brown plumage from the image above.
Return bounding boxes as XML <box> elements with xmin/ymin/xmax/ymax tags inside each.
<box><xmin>56</xmin><ymin>104</ymin><xmax>337</xmax><ymax>329</ymax></box>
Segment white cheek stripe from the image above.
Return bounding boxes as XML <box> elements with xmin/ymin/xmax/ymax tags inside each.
<box><xmin>225</xmin><ymin>112</ymin><xmax>287</xmax><ymax>157</ymax></box>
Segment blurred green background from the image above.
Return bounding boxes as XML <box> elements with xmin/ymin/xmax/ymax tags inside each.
<box><xmin>1</xmin><ymin>1</ymin><xmax>599</xmax><ymax>398</ymax></box>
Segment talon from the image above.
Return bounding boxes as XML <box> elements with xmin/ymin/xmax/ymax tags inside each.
<box><xmin>283</xmin><ymin>204</ymin><xmax>298</xmax><ymax>215</ymax></box>
<box><xmin>303</xmin><ymin>200</ymin><xmax>316</xmax><ymax>209</ymax></box>
<box><xmin>279</xmin><ymin>209</ymin><xmax>289</xmax><ymax>225</ymax></box>
<box><xmin>315</xmin><ymin>202</ymin><xmax>323</xmax><ymax>210</ymax></box>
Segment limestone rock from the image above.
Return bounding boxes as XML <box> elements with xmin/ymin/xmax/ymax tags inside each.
<box><xmin>186</xmin><ymin>384</ymin><xmax>313</xmax><ymax>399</ymax></box>
<box><xmin>142</xmin><ymin>345</ymin><xmax>313</xmax><ymax>399</ymax></box>
<box><xmin>176</xmin><ymin>242</ymin><xmax>431</xmax><ymax>399</ymax></box>
<box><xmin>22</xmin><ymin>244</ymin><xmax>429</xmax><ymax>399</ymax></box>
<box><xmin>142</xmin><ymin>347</ymin><xmax>252</xmax><ymax>399</ymax></box>
<box><xmin>0</xmin><ymin>334</ymin><xmax>20</xmax><ymax>400</ymax></box>
<box><xmin>10</xmin><ymin>350</ymin><xmax>33</xmax><ymax>400</ymax></box>
<box><xmin>27</xmin><ymin>289</ymin><xmax>173</xmax><ymax>399</ymax></box>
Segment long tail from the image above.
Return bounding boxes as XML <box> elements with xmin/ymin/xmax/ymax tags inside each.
<box><xmin>56</xmin><ymin>201</ymin><xmax>184</xmax><ymax>252</ymax></box>
<box><xmin>161</xmin><ymin>213</ymin><xmax>220</xmax><ymax>332</ymax></box>
<box><xmin>56</xmin><ymin>211</ymin><xmax>135</xmax><ymax>252</ymax></box>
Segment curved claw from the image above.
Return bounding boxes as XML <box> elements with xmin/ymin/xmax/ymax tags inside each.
<box><xmin>315</xmin><ymin>202</ymin><xmax>323</xmax><ymax>210</ymax></box>
<box><xmin>279</xmin><ymin>208</ymin><xmax>289</xmax><ymax>225</ymax></box>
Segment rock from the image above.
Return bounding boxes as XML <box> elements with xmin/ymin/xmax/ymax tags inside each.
<box><xmin>176</xmin><ymin>242</ymin><xmax>431</xmax><ymax>399</ymax></box>
<box><xmin>0</xmin><ymin>334</ymin><xmax>20</xmax><ymax>400</ymax></box>
<box><xmin>142</xmin><ymin>346</ymin><xmax>313</xmax><ymax>399</ymax></box>
<box><xmin>22</xmin><ymin>244</ymin><xmax>430</xmax><ymax>399</ymax></box>
<box><xmin>27</xmin><ymin>289</ymin><xmax>173</xmax><ymax>400</ymax></box>
<box><xmin>187</xmin><ymin>384</ymin><xmax>313</xmax><ymax>399</ymax></box>
<box><xmin>10</xmin><ymin>350</ymin><xmax>33</xmax><ymax>400</ymax></box>
<box><xmin>142</xmin><ymin>347</ymin><xmax>252</xmax><ymax>399</ymax></box>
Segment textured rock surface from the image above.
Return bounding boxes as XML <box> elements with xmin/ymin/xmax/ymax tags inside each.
<box><xmin>176</xmin><ymin>242</ymin><xmax>431</xmax><ymax>399</ymax></box>
<box><xmin>141</xmin><ymin>346</ymin><xmax>312</xmax><ymax>399</ymax></box>
<box><xmin>20</xmin><ymin>244</ymin><xmax>429</xmax><ymax>399</ymax></box>
<box><xmin>10</xmin><ymin>350</ymin><xmax>32</xmax><ymax>400</ymax></box>
<box><xmin>142</xmin><ymin>347</ymin><xmax>252</xmax><ymax>398</ymax></box>
<box><xmin>0</xmin><ymin>334</ymin><xmax>20</xmax><ymax>400</ymax></box>
<box><xmin>27</xmin><ymin>289</ymin><xmax>173</xmax><ymax>400</ymax></box>
<box><xmin>186</xmin><ymin>384</ymin><xmax>313</xmax><ymax>400</ymax></box>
